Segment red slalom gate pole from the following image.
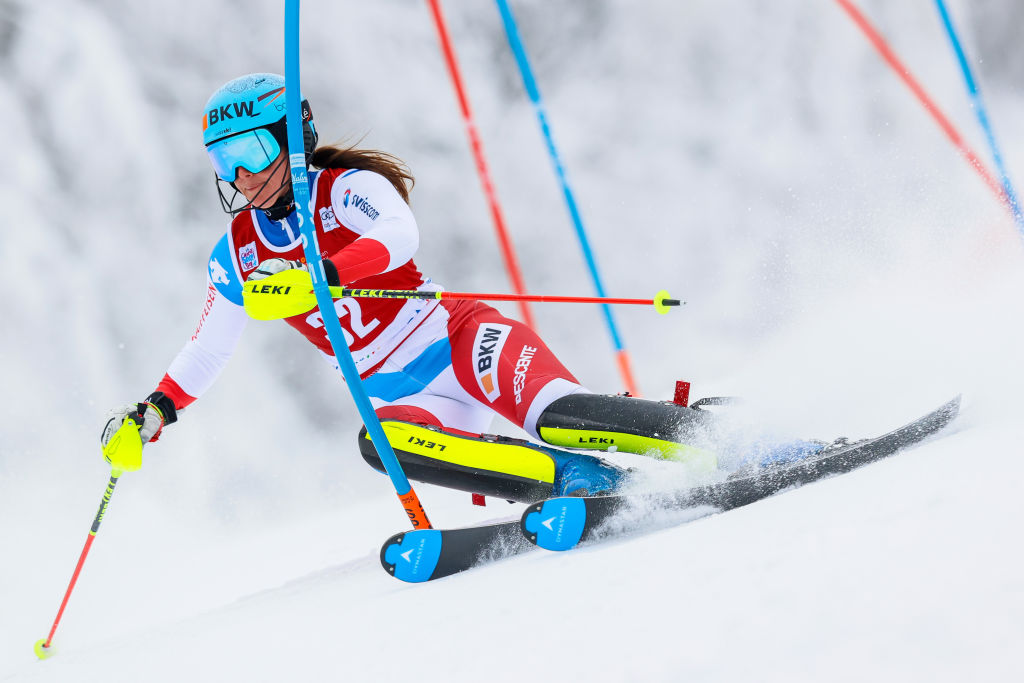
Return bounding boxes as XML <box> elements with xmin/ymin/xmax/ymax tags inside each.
<box><xmin>425</xmin><ymin>0</ymin><xmax>537</xmax><ymax>330</ymax></box>
<box><xmin>835</xmin><ymin>0</ymin><xmax>1010</xmax><ymax>207</ymax></box>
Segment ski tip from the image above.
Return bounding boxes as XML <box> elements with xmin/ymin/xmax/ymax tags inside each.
<box><xmin>380</xmin><ymin>529</ymin><xmax>443</xmax><ymax>583</ymax></box>
<box><xmin>521</xmin><ymin>498</ymin><xmax>588</xmax><ymax>551</ymax></box>
<box><xmin>34</xmin><ymin>638</ymin><xmax>54</xmax><ymax>660</ymax></box>
<box><xmin>933</xmin><ymin>395</ymin><xmax>962</xmax><ymax>426</ymax></box>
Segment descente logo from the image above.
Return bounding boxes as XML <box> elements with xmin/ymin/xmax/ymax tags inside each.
<box><xmin>473</xmin><ymin>324</ymin><xmax>511</xmax><ymax>402</ymax></box>
<box><xmin>513</xmin><ymin>345</ymin><xmax>537</xmax><ymax>405</ymax></box>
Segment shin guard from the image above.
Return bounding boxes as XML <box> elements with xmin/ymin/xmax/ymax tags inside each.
<box><xmin>359</xmin><ymin>422</ymin><xmax>559</xmax><ymax>503</ymax></box>
<box><xmin>536</xmin><ymin>393</ymin><xmax>719</xmax><ymax>469</ymax></box>
<box><xmin>358</xmin><ymin>421</ymin><xmax>630</xmax><ymax>502</ymax></box>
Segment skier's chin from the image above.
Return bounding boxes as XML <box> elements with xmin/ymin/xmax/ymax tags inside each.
<box><xmin>245</xmin><ymin>187</ymin><xmax>287</xmax><ymax>210</ymax></box>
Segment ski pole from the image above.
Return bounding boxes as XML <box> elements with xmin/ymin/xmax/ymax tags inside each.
<box><xmin>242</xmin><ymin>271</ymin><xmax>683</xmax><ymax>321</ymax></box>
<box><xmin>334</xmin><ymin>288</ymin><xmax>681</xmax><ymax>309</ymax></box>
<box><xmin>35</xmin><ymin>471</ymin><xmax>121</xmax><ymax>660</ymax></box>
<box><xmin>35</xmin><ymin>418</ymin><xmax>143</xmax><ymax>659</ymax></box>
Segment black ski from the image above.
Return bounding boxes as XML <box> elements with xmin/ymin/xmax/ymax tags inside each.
<box><xmin>380</xmin><ymin>396</ymin><xmax>960</xmax><ymax>581</ymax></box>
<box><xmin>521</xmin><ymin>396</ymin><xmax>961</xmax><ymax>551</ymax></box>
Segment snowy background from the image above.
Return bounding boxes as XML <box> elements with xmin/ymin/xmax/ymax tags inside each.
<box><xmin>1</xmin><ymin>0</ymin><xmax>1022</xmax><ymax>680</ymax></box>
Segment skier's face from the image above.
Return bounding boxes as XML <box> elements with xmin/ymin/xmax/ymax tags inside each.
<box><xmin>235</xmin><ymin>149</ymin><xmax>290</xmax><ymax>208</ymax></box>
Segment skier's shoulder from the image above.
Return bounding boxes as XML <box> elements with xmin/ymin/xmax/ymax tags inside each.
<box><xmin>322</xmin><ymin>167</ymin><xmax>404</xmax><ymax>215</ymax></box>
<box><xmin>206</xmin><ymin>229</ymin><xmax>244</xmax><ymax>305</ymax></box>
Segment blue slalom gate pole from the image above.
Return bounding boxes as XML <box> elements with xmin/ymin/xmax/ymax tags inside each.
<box><xmin>284</xmin><ymin>0</ymin><xmax>431</xmax><ymax>529</ymax></box>
<box><xmin>493</xmin><ymin>0</ymin><xmax>641</xmax><ymax>396</ymax></box>
<box><xmin>933</xmin><ymin>0</ymin><xmax>1024</xmax><ymax>232</ymax></box>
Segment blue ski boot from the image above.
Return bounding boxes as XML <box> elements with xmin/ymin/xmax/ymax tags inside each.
<box><xmin>754</xmin><ymin>440</ymin><xmax>827</xmax><ymax>467</ymax></box>
<box><xmin>548</xmin><ymin>451</ymin><xmax>629</xmax><ymax>497</ymax></box>
<box><xmin>729</xmin><ymin>437</ymin><xmax>869</xmax><ymax>479</ymax></box>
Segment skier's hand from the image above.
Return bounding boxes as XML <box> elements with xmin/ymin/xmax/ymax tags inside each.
<box><xmin>247</xmin><ymin>258</ymin><xmax>305</xmax><ymax>282</ymax></box>
<box><xmin>99</xmin><ymin>393</ymin><xmax>176</xmax><ymax>472</ymax></box>
<box><xmin>249</xmin><ymin>256</ymin><xmax>342</xmax><ymax>286</ymax></box>
<box><xmin>100</xmin><ymin>392</ymin><xmax>178</xmax><ymax>447</ymax></box>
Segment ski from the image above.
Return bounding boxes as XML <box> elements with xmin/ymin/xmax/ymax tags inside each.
<box><xmin>380</xmin><ymin>519</ymin><xmax>530</xmax><ymax>583</ymax></box>
<box><xmin>379</xmin><ymin>396</ymin><xmax>960</xmax><ymax>580</ymax></box>
<box><xmin>521</xmin><ymin>396</ymin><xmax>961</xmax><ymax>551</ymax></box>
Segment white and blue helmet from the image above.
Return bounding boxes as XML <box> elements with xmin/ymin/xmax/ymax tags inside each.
<box><xmin>202</xmin><ymin>73</ymin><xmax>318</xmax><ymax>215</ymax></box>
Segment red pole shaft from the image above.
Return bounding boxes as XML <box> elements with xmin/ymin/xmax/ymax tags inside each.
<box><xmin>40</xmin><ymin>472</ymin><xmax>120</xmax><ymax>652</ymax></box>
<box><xmin>439</xmin><ymin>291</ymin><xmax>661</xmax><ymax>306</ymax></box>
<box><xmin>43</xmin><ymin>533</ymin><xmax>97</xmax><ymax>648</ymax></box>
<box><xmin>425</xmin><ymin>0</ymin><xmax>538</xmax><ymax>330</ymax></box>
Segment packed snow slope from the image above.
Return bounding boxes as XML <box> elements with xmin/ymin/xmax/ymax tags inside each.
<box><xmin>1</xmin><ymin>0</ymin><xmax>1023</xmax><ymax>680</ymax></box>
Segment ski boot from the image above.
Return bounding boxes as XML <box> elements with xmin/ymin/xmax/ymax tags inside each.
<box><xmin>751</xmin><ymin>439</ymin><xmax>828</xmax><ymax>467</ymax></box>
<box><xmin>548</xmin><ymin>450</ymin><xmax>630</xmax><ymax>497</ymax></box>
<box><xmin>727</xmin><ymin>436</ymin><xmax>874</xmax><ymax>480</ymax></box>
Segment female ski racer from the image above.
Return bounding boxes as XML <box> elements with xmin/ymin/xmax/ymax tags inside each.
<box><xmin>100</xmin><ymin>73</ymin><xmax>723</xmax><ymax>502</ymax></box>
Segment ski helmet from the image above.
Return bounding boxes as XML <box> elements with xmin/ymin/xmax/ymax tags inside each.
<box><xmin>202</xmin><ymin>73</ymin><xmax>318</xmax><ymax>217</ymax></box>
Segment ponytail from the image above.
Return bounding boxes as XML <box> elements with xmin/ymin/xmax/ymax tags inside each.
<box><xmin>310</xmin><ymin>144</ymin><xmax>414</xmax><ymax>203</ymax></box>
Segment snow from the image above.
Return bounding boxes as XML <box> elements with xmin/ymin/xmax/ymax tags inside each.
<box><xmin>1</xmin><ymin>0</ymin><xmax>1023</xmax><ymax>681</ymax></box>
<box><xmin>5</xmin><ymin>419</ymin><xmax>1020</xmax><ymax>683</ymax></box>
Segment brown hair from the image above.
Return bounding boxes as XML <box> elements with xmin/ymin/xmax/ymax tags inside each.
<box><xmin>310</xmin><ymin>144</ymin><xmax>414</xmax><ymax>203</ymax></box>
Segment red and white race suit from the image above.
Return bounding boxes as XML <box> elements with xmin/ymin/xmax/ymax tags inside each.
<box><xmin>154</xmin><ymin>167</ymin><xmax>586</xmax><ymax>437</ymax></box>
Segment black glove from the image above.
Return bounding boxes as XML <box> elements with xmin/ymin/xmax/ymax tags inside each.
<box><xmin>321</xmin><ymin>259</ymin><xmax>341</xmax><ymax>287</ymax></box>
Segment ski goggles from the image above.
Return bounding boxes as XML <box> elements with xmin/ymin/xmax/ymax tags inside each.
<box><xmin>206</xmin><ymin>128</ymin><xmax>282</xmax><ymax>182</ymax></box>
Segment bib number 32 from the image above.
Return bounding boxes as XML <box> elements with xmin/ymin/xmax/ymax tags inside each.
<box><xmin>306</xmin><ymin>298</ymin><xmax>380</xmax><ymax>345</ymax></box>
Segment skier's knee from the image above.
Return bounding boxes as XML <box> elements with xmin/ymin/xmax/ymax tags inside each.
<box><xmin>374</xmin><ymin>405</ymin><xmax>443</xmax><ymax>427</ymax></box>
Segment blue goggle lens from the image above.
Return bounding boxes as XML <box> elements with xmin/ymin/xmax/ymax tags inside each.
<box><xmin>206</xmin><ymin>128</ymin><xmax>281</xmax><ymax>182</ymax></box>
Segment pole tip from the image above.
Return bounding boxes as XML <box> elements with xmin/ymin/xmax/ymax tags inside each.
<box><xmin>34</xmin><ymin>638</ymin><xmax>54</xmax><ymax>660</ymax></box>
<box><xmin>653</xmin><ymin>290</ymin><xmax>682</xmax><ymax>314</ymax></box>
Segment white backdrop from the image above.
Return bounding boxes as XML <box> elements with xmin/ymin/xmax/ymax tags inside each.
<box><xmin>1</xmin><ymin>1</ymin><xmax>1022</xmax><ymax>679</ymax></box>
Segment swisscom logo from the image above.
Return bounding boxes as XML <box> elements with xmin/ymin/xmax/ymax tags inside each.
<box><xmin>342</xmin><ymin>189</ymin><xmax>380</xmax><ymax>220</ymax></box>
